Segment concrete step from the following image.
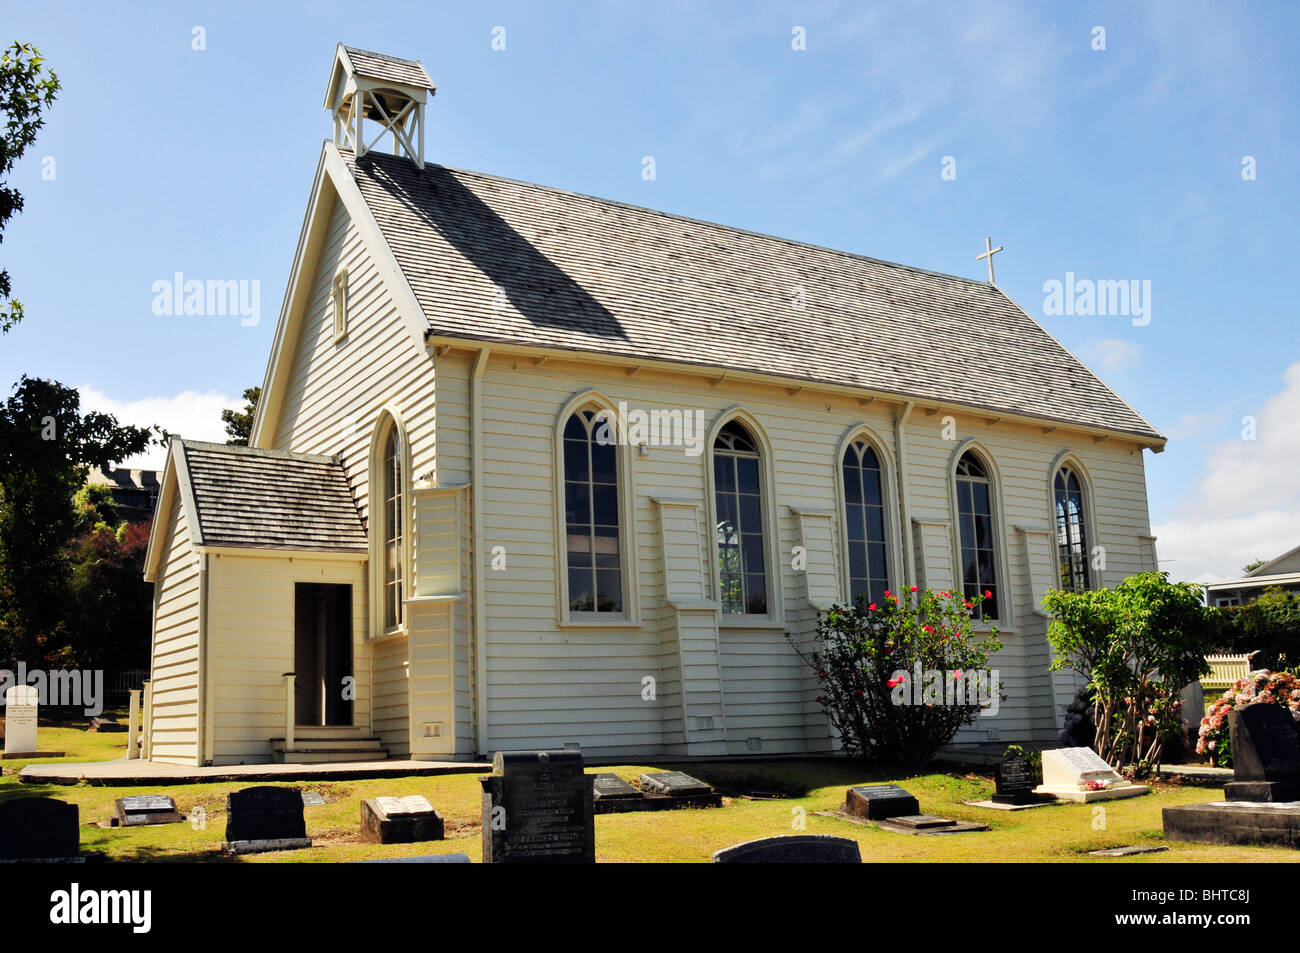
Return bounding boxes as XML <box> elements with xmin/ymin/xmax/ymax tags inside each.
<box><xmin>271</xmin><ymin>737</ymin><xmax>385</xmax><ymax>752</ymax></box>
<box><xmin>274</xmin><ymin>747</ymin><xmax>390</xmax><ymax>764</ymax></box>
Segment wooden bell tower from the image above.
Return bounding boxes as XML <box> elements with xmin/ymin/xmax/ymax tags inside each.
<box><xmin>324</xmin><ymin>44</ymin><xmax>435</xmax><ymax>168</ymax></box>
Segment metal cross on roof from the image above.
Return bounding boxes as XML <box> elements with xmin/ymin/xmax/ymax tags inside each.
<box><xmin>976</xmin><ymin>236</ymin><xmax>1004</xmax><ymax>284</ymax></box>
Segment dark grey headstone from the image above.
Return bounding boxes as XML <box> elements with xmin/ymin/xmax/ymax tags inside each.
<box><xmin>713</xmin><ymin>834</ymin><xmax>861</xmax><ymax>864</ymax></box>
<box><xmin>114</xmin><ymin>794</ymin><xmax>181</xmax><ymax>827</ymax></box>
<box><xmin>480</xmin><ymin>750</ymin><xmax>595</xmax><ymax>863</ymax></box>
<box><xmin>1228</xmin><ymin>705</ymin><xmax>1300</xmax><ymax>783</ymax></box>
<box><xmin>639</xmin><ymin>771</ymin><xmax>713</xmax><ymax>796</ymax></box>
<box><xmin>361</xmin><ymin>795</ymin><xmax>444</xmax><ymax>844</ymax></box>
<box><xmin>1164</xmin><ymin>801</ymin><xmax>1300</xmax><ymax>849</ymax></box>
<box><xmin>844</xmin><ymin>784</ymin><xmax>919</xmax><ymax>820</ymax></box>
<box><xmin>591</xmin><ymin>773</ymin><xmax>642</xmax><ymax>800</ymax></box>
<box><xmin>88</xmin><ymin>716</ymin><xmax>125</xmax><ymax>733</ymax></box>
<box><xmin>0</xmin><ymin>797</ymin><xmax>79</xmax><ymax>860</ymax></box>
<box><xmin>993</xmin><ymin>758</ymin><xmax>1044</xmax><ymax>805</ymax></box>
<box><xmin>225</xmin><ymin>786</ymin><xmax>307</xmax><ymax>842</ymax></box>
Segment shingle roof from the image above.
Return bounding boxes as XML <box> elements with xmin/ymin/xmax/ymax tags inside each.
<box><xmin>342</xmin><ymin>46</ymin><xmax>434</xmax><ymax>90</ymax></box>
<box><xmin>345</xmin><ymin>150</ymin><xmax>1162</xmax><ymax>442</ymax></box>
<box><xmin>178</xmin><ymin>440</ymin><xmax>365</xmax><ymax>552</ymax></box>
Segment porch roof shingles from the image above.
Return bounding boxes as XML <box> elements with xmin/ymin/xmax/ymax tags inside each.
<box><xmin>345</xmin><ymin>150</ymin><xmax>1162</xmax><ymax>442</ymax></box>
<box><xmin>180</xmin><ymin>440</ymin><xmax>366</xmax><ymax>552</ymax></box>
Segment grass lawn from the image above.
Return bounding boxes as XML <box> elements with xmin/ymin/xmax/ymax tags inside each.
<box><xmin>3</xmin><ymin>718</ymin><xmax>1298</xmax><ymax>863</ymax></box>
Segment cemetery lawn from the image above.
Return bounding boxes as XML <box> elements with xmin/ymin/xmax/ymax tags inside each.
<box><xmin>3</xmin><ymin>721</ymin><xmax>1298</xmax><ymax>862</ymax></box>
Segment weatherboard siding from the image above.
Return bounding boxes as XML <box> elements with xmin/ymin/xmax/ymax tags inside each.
<box><xmin>148</xmin><ymin>489</ymin><xmax>201</xmax><ymax>765</ymax></box>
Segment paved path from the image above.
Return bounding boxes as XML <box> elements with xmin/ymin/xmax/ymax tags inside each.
<box><xmin>19</xmin><ymin>757</ymin><xmax>491</xmax><ymax>786</ymax></box>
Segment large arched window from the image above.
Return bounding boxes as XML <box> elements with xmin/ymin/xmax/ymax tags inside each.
<box><xmin>713</xmin><ymin>420</ymin><xmax>768</xmax><ymax>616</ymax></box>
<box><xmin>842</xmin><ymin>439</ymin><xmax>889</xmax><ymax>605</ymax></box>
<box><xmin>1054</xmin><ymin>465</ymin><xmax>1090</xmax><ymax>591</ymax></box>
<box><xmin>381</xmin><ymin>424</ymin><xmax>404</xmax><ymax>631</ymax></box>
<box><xmin>562</xmin><ymin>407</ymin><xmax>623</xmax><ymax>614</ymax></box>
<box><xmin>955</xmin><ymin>451</ymin><xmax>999</xmax><ymax>620</ymax></box>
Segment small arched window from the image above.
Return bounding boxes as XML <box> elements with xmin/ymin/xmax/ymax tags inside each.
<box><xmin>563</xmin><ymin>408</ymin><xmax>623</xmax><ymax>614</ymax></box>
<box><xmin>842</xmin><ymin>439</ymin><xmax>889</xmax><ymax>605</ymax></box>
<box><xmin>1054</xmin><ymin>466</ymin><xmax>1090</xmax><ymax>591</ymax></box>
<box><xmin>381</xmin><ymin>424</ymin><xmax>404</xmax><ymax>630</ymax></box>
<box><xmin>714</xmin><ymin>420</ymin><xmax>768</xmax><ymax>615</ymax></box>
<box><xmin>955</xmin><ymin>451</ymin><xmax>998</xmax><ymax>620</ymax></box>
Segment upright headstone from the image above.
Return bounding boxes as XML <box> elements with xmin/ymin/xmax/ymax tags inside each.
<box><xmin>713</xmin><ymin>834</ymin><xmax>861</xmax><ymax>863</ymax></box>
<box><xmin>480</xmin><ymin>750</ymin><xmax>595</xmax><ymax>863</ymax></box>
<box><xmin>223</xmin><ymin>786</ymin><xmax>312</xmax><ymax>854</ymax></box>
<box><xmin>3</xmin><ymin>686</ymin><xmax>38</xmax><ymax>758</ymax></box>
<box><xmin>113</xmin><ymin>795</ymin><xmax>182</xmax><ymax>827</ymax></box>
<box><xmin>843</xmin><ymin>784</ymin><xmax>919</xmax><ymax>820</ymax></box>
<box><xmin>0</xmin><ymin>797</ymin><xmax>80</xmax><ymax>861</ymax></box>
<box><xmin>993</xmin><ymin>756</ymin><xmax>1046</xmax><ymax>805</ymax></box>
<box><xmin>361</xmin><ymin>795</ymin><xmax>445</xmax><ymax>844</ymax></box>
<box><xmin>1034</xmin><ymin>747</ymin><xmax>1150</xmax><ymax>802</ymax></box>
<box><xmin>1224</xmin><ymin>705</ymin><xmax>1300</xmax><ymax>802</ymax></box>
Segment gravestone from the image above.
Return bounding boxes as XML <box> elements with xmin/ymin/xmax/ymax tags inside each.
<box><xmin>592</xmin><ymin>773</ymin><xmax>641</xmax><ymax>801</ymax></box>
<box><xmin>352</xmin><ymin>853</ymin><xmax>471</xmax><ymax>864</ymax></box>
<box><xmin>1224</xmin><ymin>705</ymin><xmax>1300</xmax><ymax>802</ymax></box>
<box><xmin>1034</xmin><ymin>747</ymin><xmax>1150</xmax><ymax>802</ymax></box>
<box><xmin>3</xmin><ymin>686</ymin><xmax>38</xmax><ymax>758</ymax></box>
<box><xmin>88</xmin><ymin>716</ymin><xmax>125</xmax><ymax>733</ymax></box>
<box><xmin>0</xmin><ymin>797</ymin><xmax>80</xmax><ymax>861</ymax></box>
<box><xmin>993</xmin><ymin>757</ymin><xmax>1047</xmax><ymax>805</ymax></box>
<box><xmin>480</xmin><ymin>750</ymin><xmax>595</xmax><ymax>863</ymax></box>
<box><xmin>113</xmin><ymin>794</ymin><xmax>181</xmax><ymax>827</ymax></box>
<box><xmin>713</xmin><ymin>834</ymin><xmax>861</xmax><ymax>863</ymax></box>
<box><xmin>639</xmin><ymin>771</ymin><xmax>713</xmax><ymax>796</ymax></box>
<box><xmin>843</xmin><ymin>784</ymin><xmax>919</xmax><ymax>820</ymax></box>
<box><xmin>361</xmin><ymin>795</ymin><xmax>444</xmax><ymax>844</ymax></box>
<box><xmin>300</xmin><ymin>791</ymin><xmax>326</xmax><ymax>807</ymax></box>
<box><xmin>223</xmin><ymin>786</ymin><xmax>311</xmax><ymax>854</ymax></box>
<box><xmin>1164</xmin><ymin>801</ymin><xmax>1300</xmax><ymax>849</ymax></box>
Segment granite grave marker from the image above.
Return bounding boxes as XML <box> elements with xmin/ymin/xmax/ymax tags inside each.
<box><xmin>113</xmin><ymin>794</ymin><xmax>182</xmax><ymax>827</ymax></box>
<box><xmin>0</xmin><ymin>796</ymin><xmax>80</xmax><ymax>861</ymax></box>
<box><xmin>480</xmin><ymin>750</ymin><xmax>595</xmax><ymax>863</ymax></box>
<box><xmin>223</xmin><ymin>785</ymin><xmax>312</xmax><ymax>854</ymax></box>
<box><xmin>1224</xmin><ymin>704</ymin><xmax>1300</xmax><ymax>802</ymax></box>
<box><xmin>361</xmin><ymin>795</ymin><xmax>445</xmax><ymax>844</ymax></box>
<box><xmin>843</xmin><ymin>783</ymin><xmax>919</xmax><ymax>820</ymax></box>
<box><xmin>713</xmin><ymin>834</ymin><xmax>861</xmax><ymax>863</ymax></box>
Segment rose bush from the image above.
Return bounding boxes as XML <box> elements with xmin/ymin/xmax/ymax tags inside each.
<box><xmin>1196</xmin><ymin>669</ymin><xmax>1300</xmax><ymax>767</ymax></box>
<box><xmin>788</xmin><ymin>586</ymin><xmax>1003</xmax><ymax>767</ymax></box>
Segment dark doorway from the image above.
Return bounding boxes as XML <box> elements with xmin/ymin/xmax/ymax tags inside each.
<box><xmin>293</xmin><ymin>583</ymin><xmax>353</xmax><ymax>726</ymax></box>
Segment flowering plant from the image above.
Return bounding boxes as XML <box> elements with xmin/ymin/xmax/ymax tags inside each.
<box><xmin>787</xmin><ymin>586</ymin><xmax>1002</xmax><ymax>766</ymax></box>
<box><xmin>1196</xmin><ymin>669</ymin><xmax>1300</xmax><ymax>767</ymax></box>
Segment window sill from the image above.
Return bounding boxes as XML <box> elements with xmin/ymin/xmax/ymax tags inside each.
<box><xmin>557</xmin><ymin>617</ymin><xmax>643</xmax><ymax>629</ymax></box>
<box><xmin>719</xmin><ymin>618</ymin><xmax>787</xmax><ymax>630</ymax></box>
<box><xmin>370</xmin><ymin>626</ymin><xmax>408</xmax><ymax>644</ymax></box>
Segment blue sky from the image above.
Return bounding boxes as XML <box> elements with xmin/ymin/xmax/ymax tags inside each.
<box><xmin>3</xmin><ymin>1</ymin><xmax>1298</xmax><ymax>581</ymax></box>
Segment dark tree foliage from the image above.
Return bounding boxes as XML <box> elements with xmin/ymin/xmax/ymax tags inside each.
<box><xmin>221</xmin><ymin>386</ymin><xmax>261</xmax><ymax>445</ymax></box>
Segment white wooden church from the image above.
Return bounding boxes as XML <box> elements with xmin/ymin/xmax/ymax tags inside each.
<box><xmin>141</xmin><ymin>45</ymin><xmax>1166</xmax><ymax>766</ymax></box>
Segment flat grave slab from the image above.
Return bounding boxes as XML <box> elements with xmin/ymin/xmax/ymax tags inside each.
<box><xmin>640</xmin><ymin>771</ymin><xmax>714</xmax><ymax>796</ymax></box>
<box><xmin>1089</xmin><ymin>845</ymin><xmax>1170</xmax><ymax>857</ymax></box>
<box><xmin>352</xmin><ymin>853</ymin><xmax>470</xmax><ymax>864</ymax></box>
<box><xmin>713</xmin><ymin>834</ymin><xmax>861</xmax><ymax>863</ymax></box>
<box><xmin>88</xmin><ymin>716</ymin><xmax>126</xmax><ymax>733</ymax></box>
<box><xmin>112</xmin><ymin>794</ymin><xmax>182</xmax><ymax>827</ymax></box>
<box><xmin>587</xmin><ymin>771</ymin><xmax>723</xmax><ymax>813</ymax></box>
<box><xmin>965</xmin><ymin>798</ymin><xmax>1056</xmax><ymax>812</ymax></box>
<box><xmin>300</xmin><ymin>791</ymin><xmax>326</xmax><ymax>806</ymax></box>
<box><xmin>361</xmin><ymin>795</ymin><xmax>444</xmax><ymax>844</ymax></box>
<box><xmin>1163</xmin><ymin>800</ymin><xmax>1300</xmax><ymax>849</ymax></box>
<box><xmin>1034</xmin><ymin>747</ymin><xmax>1151</xmax><ymax>802</ymax></box>
<box><xmin>842</xmin><ymin>784</ymin><xmax>919</xmax><ymax>820</ymax></box>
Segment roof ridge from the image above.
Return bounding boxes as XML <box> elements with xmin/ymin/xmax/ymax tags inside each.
<box><xmin>342</xmin><ymin>44</ymin><xmax>424</xmax><ymax>67</ymax></box>
<box><xmin>179</xmin><ymin>438</ymin><xmax>342</xmax><ymax>466</ymax></box>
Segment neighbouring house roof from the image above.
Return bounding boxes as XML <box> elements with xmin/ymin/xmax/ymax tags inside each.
<box><xmin>158</xmin><ymin>438</ymin><xmax>366</xmax><ymax>559</ymax></box>
<box><xmin>343</xmin><ymin>149</ymin><xmax>1164</xmax><ymax>444</ymax></box>
<box><xmin>1243</xmin><ymin>542</ymin><xmax>1300</xmax><ymax>578</ymax></box>
<box><xmin>1206</xmin><ymin>571</ymin><xmax>1300</xmax><ymax>592</ymax></box>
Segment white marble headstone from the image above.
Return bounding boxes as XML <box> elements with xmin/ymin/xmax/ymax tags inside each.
<box><xmin>3</xmin><ymin>685</ymin><xmax>38</xmax><ymax>756</ymax></box>
<box><xmin>1035</xmin><ymin>746</ymin><xmax>1151</xmax><ymax>802</ymax></box>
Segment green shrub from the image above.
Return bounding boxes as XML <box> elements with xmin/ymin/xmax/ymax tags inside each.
<box><xmin>788</xmin><ymin>587</ymin><xmax>1003</xmax><ymax>767</ymax></box>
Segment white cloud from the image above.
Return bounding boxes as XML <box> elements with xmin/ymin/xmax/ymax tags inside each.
<box><xmin>78</xmin><ymin>386</ymin><xmax>240</xmax><ymax>470</ymax></box>
<box><xmin>1080</xmin><ymin>337</ymin><xmax>1140</xmax><ymax>374</ymax></box>
<box><xmin>1153</xmin><ymin>362</ymin><xmax>1300</xmax><ymax>581</ymax></box>
<box><xmin>1164</xmin><ymin>409</ymin><xmax>1226</xmax><ymax>441</ymax></box>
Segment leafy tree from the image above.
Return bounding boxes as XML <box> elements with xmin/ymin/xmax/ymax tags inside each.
<box><xmin>72</xmin><ymin>483</ymin><xmax>118</xmax><ymax>534</ymax></box>
<box><xmin>221</xmin><ymin>385</ymin><xmax>261</xmax><ymax>445</ymax></box>
<box><xmin>1045</xmin><ymin>572</ymin><xmax>1217</xmax><ymax>774</ymax></box>
<box><xmin>1243</xmin><ymin>558</ymin><xmax>1268</xmax><ymax>574</ymax></box>
<box><xmin>788</xmin><ymin>587</ymin><xmax>1003</xmax><ymax>766</ymax></box>
<box><xmin>1215</xmin><ymin>586</ymin><xmax>1300</xmax><ymax>671</ymax></box>
<box><xmin>66</xmin><ymin>519</ymin><xmax>153</xmax><ymax>672</ymax></box>
<box><xmin>0</xmin><ymin>377</ymin><xmax>159</xmax><ymax>665</ymax></box>
<box><xmin>1</xmin><ymin>43</ymin><xmax>60</xmax><ymax>333</ymax></box>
